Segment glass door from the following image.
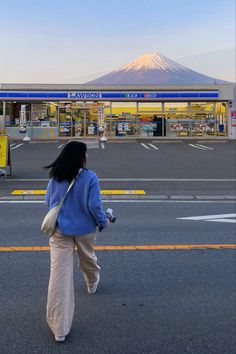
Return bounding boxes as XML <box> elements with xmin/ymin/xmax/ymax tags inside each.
<box><xmin>71</xmin><ymin>102</ymin><xmax>98</xmax><ymax>137</ymax></box>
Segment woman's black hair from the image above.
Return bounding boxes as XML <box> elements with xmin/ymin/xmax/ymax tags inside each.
<box><xmin>44</xmin><ymin>141</ymin><xmax>87</xmax><ymax>182</ymax></box>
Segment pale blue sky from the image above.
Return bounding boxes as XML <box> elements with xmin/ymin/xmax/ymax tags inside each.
<box><xmin>0</xmin><ymin>0</ymin><xmax>235</xmax><ymax>83</ymax></box>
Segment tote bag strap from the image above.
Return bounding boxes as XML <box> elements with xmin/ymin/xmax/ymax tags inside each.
<box><xmin>58</xmin><ymin>178</ymin><xmax>75</xmax><ymax>208</ymax></box>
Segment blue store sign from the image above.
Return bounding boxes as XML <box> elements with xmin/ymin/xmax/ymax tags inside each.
<box><xmin>0</xmin><ymin>91</ymin><xmax>219</xmax><ymax>100</ymax></box>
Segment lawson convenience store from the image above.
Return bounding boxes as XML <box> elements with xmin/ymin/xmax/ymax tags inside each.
<box><xmin>0</xmin><ymin>84</ymin><xmax>235</xmax><ymax>140</ymax></box>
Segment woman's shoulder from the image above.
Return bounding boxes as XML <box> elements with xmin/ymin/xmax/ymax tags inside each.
<box><xmin>48</xmin><ymin>178</ymin><xmax>68</xmax><ymax>189</ymax></box>
<box><xmin>81</xmin><ymin>169</ymin><xmax>98</xmax><ymax>180</ymax></box>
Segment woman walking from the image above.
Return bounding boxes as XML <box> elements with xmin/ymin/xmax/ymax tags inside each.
<box><xmin>44</xmin><ymin>141</ymin><xmax>108</xmax><ymax>342</ymax></box>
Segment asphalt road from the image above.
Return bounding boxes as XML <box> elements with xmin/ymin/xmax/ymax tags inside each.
<box><xmin>0</xmin><ymin>140</ymin><xmax>236</xmax><ymax>353</ymax></box>
<box><xmin>0</xmin><ymin>201</ymin><xmax>236</xmax><ymax>354</ymax></box>
<box><xmin>5</xmin><ymin>140</ymin><xmax>236</xmax><ymax>179</ymax></box>
<box><xmin>1</xmin><ymin>140</ymin><xmax>236</xmax><ymax>198</ymax></box>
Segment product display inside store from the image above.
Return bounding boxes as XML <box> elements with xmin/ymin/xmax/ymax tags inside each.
<box><xmin>0</xmin><ymin>97</ymin><xmax>229</xmax><ymax>138</ymax></box>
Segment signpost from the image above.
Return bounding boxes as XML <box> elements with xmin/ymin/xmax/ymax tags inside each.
<box><xmin>0</xmin><ymin>135</ymin><xmax>11</xmax><ymax>178</ymax></box>
<box><xmin>98</xmin><ymin>105</ymin><xmax>107</xmax><ymax>142</ymax></box>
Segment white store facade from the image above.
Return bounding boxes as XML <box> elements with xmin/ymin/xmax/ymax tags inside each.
<box><xmin>0</xmin><ymin>83</ymin><xmax>235</xmax><ymax>140</ymax></box>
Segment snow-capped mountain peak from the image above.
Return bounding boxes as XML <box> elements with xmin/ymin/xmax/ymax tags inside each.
<box><xmin>86</xmin><ymin>52</ymin><xmax>228</xmax><ymax>84</ymax></box>
<box><xmin>120</xmin><ymin>53</ymin><xmax>185</xmax><ymax>72</ymax></box>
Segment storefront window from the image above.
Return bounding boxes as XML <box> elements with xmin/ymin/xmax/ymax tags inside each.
<box><xmin>189</xmin><ymin>113</ymin><xmax>215</xmax><ymax>137</ymax></box>
<box><xmin>164</xmin><ymin>113</ymin><xmax>190</xmax><ymax>137</ymax></box>
<box><xmin>5</xmin><ymin>102</ymin><xmax>31</xmax><ymax>128</ymax></box>
<box><xmin>0</xmin><ymin>96</ymin><xmax>229</xmax><ymax>139</ymax></box>
<box><xmin>31</xmin><ymin>102</ymin><xmax>58</xmax><ymax>127</ymax></box>
<box><xmin>215</xmin><ymin>102</ymin><xmax>227</xmax><ymax>136</ymax></box>
<box><xmin>189</xmin><ymin>102</ymin><xmax>214</xmax><ymax>111</ymax></box>
<box><xmin>138</xmin><ymin>102</ymin><xmax>162</xmax><ymax>112</ymax></box>
<box><xmin>137</xmin><ymin>102</ymin><xmax>163</xmax><ymax>136</ymax></box>
<box><xmin>108</xmin><ymin>102</ymin><xmax>139</xmax><ymax>137</ymax></box>
<box><xmin>58</xmin><ymin>101</ymin><xmax>111</xmax><ymax>137</ymax></box>
<box><xmin>164</xmin><ymin>102</ymin><xmax>188</xmax><ymax>111</ymax></box>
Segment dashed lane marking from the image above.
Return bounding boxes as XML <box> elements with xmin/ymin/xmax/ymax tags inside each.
<box><xmin>11</xmin><ymin>189</ymin><xmax>146</xmax><ymax>195</ymax></box>
<box><xmin>0</xmin><ymin>244</ymin><xmax>235</xmax><ymax>252</ymax></box>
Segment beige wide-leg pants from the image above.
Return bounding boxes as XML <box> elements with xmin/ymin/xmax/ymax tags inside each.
<box><xmin>46</xmin><ymin>229</ymin><xmax>100</xmax><ymax>337</ymax></box>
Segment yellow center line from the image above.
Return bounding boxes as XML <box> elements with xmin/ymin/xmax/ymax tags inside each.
<box><xmin>11</xmin><ymin>190</ymin><xmax>146</xmax><ymax>195</ymax></box>
<box><xmin>0</xmin><ymin>244</ymin><xmax>235</xmax><ymax>252</ymax></box>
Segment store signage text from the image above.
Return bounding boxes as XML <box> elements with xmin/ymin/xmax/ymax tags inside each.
<box><xmin>68</xmin><ymin>92</ymin><xmax>102</xmax><ymax>99</ymax></box>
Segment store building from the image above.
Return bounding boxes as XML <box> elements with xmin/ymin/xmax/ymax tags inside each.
<box><xmin>0</xmin><ymin>83</ymin><xmax>235</xmax><ymax>140</ymax></box>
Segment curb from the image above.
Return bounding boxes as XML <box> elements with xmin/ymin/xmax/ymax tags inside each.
<box><xmin>0</xmin><ymin>195</ymin><xmax>235</xmax><ymax>201</ymax></box>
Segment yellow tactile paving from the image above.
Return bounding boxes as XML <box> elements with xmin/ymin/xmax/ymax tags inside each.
<box><xmin>11</xmin><ymin>190</ymin><xmax>146</xmax><ymax>195</ymax></box>
<box><xmin>0</xmin><ymin>244</ymin><xmax>235</xmax><ymax>252</ymax></box>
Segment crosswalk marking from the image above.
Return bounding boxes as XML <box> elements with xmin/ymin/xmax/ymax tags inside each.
<box><xmin>57</xmin><ymin>144</ymin><xmax>64</xmax><ymax>149</ymax></box>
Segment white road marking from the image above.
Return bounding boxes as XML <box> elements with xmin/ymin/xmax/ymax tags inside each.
<box><xmin>207</xmin><ymin>219</ymin><xmax>236</xmax><ymax>223</ymax></box>
<box><xmin>178</xmin><ymin>213</ymin><xmax>236</xmax><ymax>224</ymax></box>
<box><xmin>10</xmin><ymin>143</ymin><xmax>16</xmax><ymax>147</ymax></box>
<box><xmin>188</xmin><ymin>144</ymin><xmax>207</xmax><ymax>150</ymax></box>
<box><xmin>148</xmin><ymin>143</ymin><xmax>159</xmax><ymax>150</ymax></box>
<box><xmin>195</xmin><ymin>144</ymin><xmax>213</xmax><ymax>150</ymax></box>
<box><xmin>101</xmin><ymin>142</ymin><xmax>105</xmax><ymax>149</ymax></box>
<box><xmin>141</xmin><ymin>143</ymin><xmax>150</xmax><ymax>150</ymax></box>
<box><xmin>178</xmin><ymin>213</ymin><xmax>236</xmax><ymax>220</ymax></box>
<box><xmin>10</xmin><ymin>143</ymin><xmax>24</xmax><ymax>150</ymax></box>
<box><xmin>2</xmin><ymin>178</ymin><xmax>236</xmax><ymax>182</ymax></box>
<box><xmin>0</xmin><ymin>200</ymin><xmax>235</xmax><ymax>204</ymax></box>
<box><xmin>57</xmin><ymin>144</ymin><xmax>64</xmax><ymax>149</ymax></box>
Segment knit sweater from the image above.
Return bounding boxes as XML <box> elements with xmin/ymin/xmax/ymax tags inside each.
<box><xmin>45</xmin><ymin>169</ymin><xmax>108</xmax><ymax>236</ymax></box>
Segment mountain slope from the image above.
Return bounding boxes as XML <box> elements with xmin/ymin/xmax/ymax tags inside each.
<box><xmin>86</xmin><ymin>53</ymin><xmax>228</xmax><ymax>84</ymax></box>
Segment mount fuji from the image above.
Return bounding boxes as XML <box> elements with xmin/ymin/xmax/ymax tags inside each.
<box><xmin>86</xmin><ymin>53</ymin><xmax>228</xmax><ymax>84</ymax></box>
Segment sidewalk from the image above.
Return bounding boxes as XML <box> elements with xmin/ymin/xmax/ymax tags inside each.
<box><xmin>8</xmin><ymin>136</ymin><xmax>235</xmax><ymax>143</ymax></box>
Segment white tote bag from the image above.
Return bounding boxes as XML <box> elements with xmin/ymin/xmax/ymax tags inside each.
<box><xmin>41</xmin><ymin>179</ymin><xmax>75</xmax><ymax>237</ymax></box>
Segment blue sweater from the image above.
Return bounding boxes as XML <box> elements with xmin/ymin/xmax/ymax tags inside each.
<box><xmin>45</xmin><ymin>169</ymin><xmax>108</xmax><ymax>236</ymax></box>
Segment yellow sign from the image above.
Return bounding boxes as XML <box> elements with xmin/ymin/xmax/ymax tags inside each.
<box><xmin>0</xmin><ymin>135</ymin><xmax>8</xmax><ymax>168</ymax></box>
<box><xmin>11</xmin><ymin>189</ymin><xmax>146</xmax><ymax>195</ymax></box>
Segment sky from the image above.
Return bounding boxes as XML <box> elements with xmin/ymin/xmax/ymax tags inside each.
<box><xmin>0</xmin><ymin>0</ymin><xmax>235</xmax><ymax>83</ymax></box>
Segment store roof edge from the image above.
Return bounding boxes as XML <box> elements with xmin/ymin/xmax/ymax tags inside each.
<box><xmin>0</xmin><ymin>83</ymin><xmax>234</xmax><ymax>91</ymax></box>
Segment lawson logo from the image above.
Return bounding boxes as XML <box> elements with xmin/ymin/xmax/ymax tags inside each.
<box><xmin>69</xmin><ymin>92</ymin><xmax>102</xmax><ymax>99</ymax></box>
